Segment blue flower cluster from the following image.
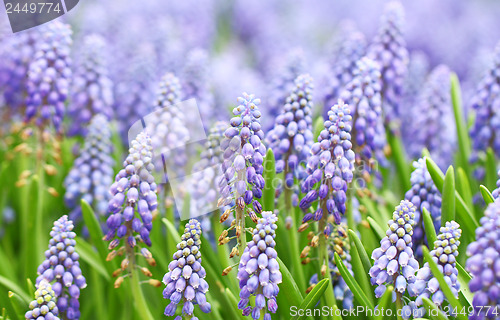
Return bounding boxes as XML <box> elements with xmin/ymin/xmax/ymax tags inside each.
<box><xmin>163</xmin><ymin>219</ymin><xmax>211</xmax><ymax>319</ymax></box>
<box><xmin>64</xmin><ymin>115</ymin><xmax>114</xmax><ymax>222</ymax></box>
<box><xmin>466</xmin><ymin>200</ymin><xmax>500</xmax><ymax>320</ymax></box>
<box><xmin>266</xmin><ymin>74</ymin><xmax>314</xmax><ymax>183</ymax></box>
<box><xmin>218</xmin><ymin>93</ymin><xmax>266</xmax><ymax>215</ymax></box>
<box><xmin>369</xmin><ymin>200</ymin><xmax>419</xmax><ymax>298</ymax></box>
<box><xmin>469</xmin><ymin>42</ymin><xmax>500</xmax><ymax>180</ymax></box>
<box><xmin>36</xmin><ymin>216</ymin><xmax>86</xmax><ymax>320</ymax></box>
<box><xmin>339</xmin><ymin>56</ymin><xmax>385</xmax><ymax>173</ymax></box>
<box><xmin>323</xmin><ymin>23</ymin><xmax>366</xmax><ymax>116</ymax></box>
<box><xmin>406</xmin><ymin>65</ymin><xmax>455</xmax><ymax>169</ymax></box>
<box><xmin>237</xmin><ymin>211</ymin><xmax>281</xmax><ymax>320</ymax></box>
<box><xmin>25</xmin><ymin>280</ymin><xmax>60</xmax><ymax>320</ymax></box>
<box><xmin>299</xmin><ymin>100</ymin><xmax>355</xmax><ymax>229</ymax></box>
<box><xmin>104</xmin><ymin>131</ymin><xmax>158</xmax><ymax>248</ymax></box>
<box><xmin>411</xmin><ymin>221</ymin><xmax>461</xmax><ymax>309</ymax></box>
<box><xmin>68</xmin><ymin>34</ymin><xmax>114</xmax><ymax>136</ymax></box>
<box><xmin>401</xmin><ymin>51</ymin><xmax>429</xmax><ymax>124</ymax></box>
<box><xmin>405</xmin><ymin>158</ymin><xmax>442</xmax><ymax>257</ymax></box>
<box><xmin>367</xmin><ymin>1</ymin><xmax>408</xmax><ymax>125</ymax></box>
<box><xmin>25</xmin><ymin>21</ymin><xmax>72</xmax><ymax>132</ymax></box>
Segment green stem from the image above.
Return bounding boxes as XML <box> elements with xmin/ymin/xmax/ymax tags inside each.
<box><xmin>318</xmin><ymin>200</ymin><xmax>337</xmax><ymax>320</ymax></box>
<box><xmin>283</xmin><ymin>172</ymin><xmax>306</xmax><ymax>293</ymax></box>
<box><xmin>395</xmin><ymin>275</ymin><xmax>403</xmax><ymax>320</ymax></box>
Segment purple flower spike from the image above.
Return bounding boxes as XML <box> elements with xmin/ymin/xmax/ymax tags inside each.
<box><xmin>367</xmin><ymin>1</ymin><xmax>408</xmax><ymax>126</ymax></box>
<box><xmin>466</xmin><ymin>200</ymin><xmax>500</xmax><ymax>319</ymax></box>
<box><xmin>25</xmin><ymin>280</ymin><xmax>60</xmax><ymax>320</ymax></box>
<box><xmin>411</xmin><ymin>221</ymin><xmax>461</xmax><ymax>310</ymax></box>
<box><xmin>339</xmin><ymin>56</ymin><xmax>385</xmax><ymax>174</ymax></box>
<box><xmin>405</xmin><ymin>158</ymin><xmax>442</xmax><ymax>257</ymax></box>
<box><xmin>64</xmin><ymin>115</ymin><xmax>115</xmax><ymax>224</ymax></box>
<box><xmin>469</xmin><ymin>43</ymin><xmax>500</xmax><ymax>180</ymax></box>
<box><xmin>25</xmin><ymin>21</ymin><xmax>72</xmax><ymax>132</ymax></box>
<box><xmin>238</xmin><ymin>212</ymin><xmax>281</xmax><ymax>318</ymax></box>
<box><xmin>299</xmin><ymin>100</ymin><xmax>355</xmax><ymax>232</ymax></box>
<box><xmin>369</xmin><ymin>200</ymin><xmax>418</xmax><ymax>298</ymax></box>
<box><xmin>36</xmin><ymin>216</ymin><xmax>86</xmax><ymax>320</ymax></box>
<box><xmin>163</xmin><ymin>219</ymin><xmax>211</xmax><ymax>317</ymax></box>
<box><xmin>68</xmin><ymin>34</ymin><xmax>114</xmax><ymax>136</ymax></box>
<box><xmin>105</xmin><ymin>131</ymin><xmax>157</xmax><ymax>251</ymax></box>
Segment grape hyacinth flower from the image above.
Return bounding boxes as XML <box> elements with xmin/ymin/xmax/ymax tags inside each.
<box><xmin>217</xmin><ymin>93</ymin><xmax>266</xmax><ymax>256</ymax></box>
<box><xmin>104</xmin><ymin>131</ymin><xmax>157</xmax><ymax>250</ymax></box>
<box><xmin>25</xmin><ymin>280</ymin><xmax>60</xmax><ymax>320</ymax></box>
<box><xmin>339</xmin><ymin>56</ymin><xmax>386</xmax><ymax>175</ymax></box>
<box><xmin>308</xmin><ymin>223</ymin><xmax>354</xmax><ymax>309</ymax></box>
<box><xmin>367</xmin><ymin>1</ymin><xmax>409</xmax><ymax>126</ymax></box>
<box><xmin>469</xmin><ymin>43</ymin><xmax>500</xmax><ymax>179</ymax></box>
<box><xmin>163</xmin><ymin>219</ymin><xmax>211</xmax><ymax>318</ymax></box>
<box><xmin>182</xmin><ymin>48</ymin><xmax>216</xmax><ymax>126</ymax></box>
<box><xmin>406</xmin><ymin>65</ymin><xmax>455</xmax><ymax>169</ymax></box>
<box><xmin>145</xmin><ymin>72</ymin><xmax>190</xmax><ymax>182</ymax></box>
<box><xmin>266</xmin><ymin>74</ymin><xmax>314</xmax><ymax>183</ymax></box>
<box><xmin>411</xmin><ymin>221</ymin><xmax>461</xmax><ymax>309</ymax></box>
<box><xmin>401</xmin><ymin>51</ymin><xmax>429</xmax><ymax>114</ymax></box>
<box><xmin>369</xmin><ymin>200</ymin><xmax>419</xmax><ymax>298</ymax></box>
<box><xmin>36</xmin><ymin>216</ymin><xmax>86</xmax><ymax>320</ymax></box>
<box><xmin>25</xmin><ymin>21</ymin><xmax>72</xmax><ymax>132</ymax></box>
<box><xmin>237</xmin><ymin>211</ymin><xmax>281</xmax><ymax>320</ymax></box>
<box><xmin>466</xmin><ymin>200</ymin><xmax>500</xmax><ymax>320</ymax></box>
<box><xmin>405</xmin><ymin>158</ymin><xmax>442</xmax><ymax>257</ymax></box>
<box><xmin>323</xmin><ymin>24</ymin><xmax>367</xmax><ymax>116</ymax></box>
<box><xmin>64</xmin><ymin>115</ymin><xmax>115</xmax><ymax>223</ymax></box>
<box><xmin>299</xmin><ymin>100</ymin><xmax>355</xmax><ymax>230</ymax></box>
<box><xmin>68</xmin><ymin>34</ymin><xmax>114</xmax><ymax>136</ymax></box>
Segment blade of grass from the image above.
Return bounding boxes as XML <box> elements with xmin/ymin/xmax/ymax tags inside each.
<box><xmin>479</xmin><ymin>185</ymin><xmax>494</xmax><ymax>204</ymax></box>
<box><xmin>0</xmin><ymin>277</ymin><xmax>30</xmax><ymax>303</ymax></box>
<box><xmin>441</xmin><ymin>166</ymin><xmax>456</xmax><ymax>226</ymax></box>
<box><xmin>76</xmin><ymin>237</ymin><xmax>110</xmax><ymax>280</ymax></box>
<box><xmin>422</xmin><ymin>297</ymin><xmax>449</xmax><ymax>320</ymax></box>
<box><xmin>450</xmin><ymin>73</ymin><xmax>471</xmax><ymax>177</ymax></box>
<box><xmin>387</xmin><ymin>129</ymin><xmax>411</xmax><ymax>192</ymax></box>
<box><xmin>290</xmin><ymin>278</ymin><xmax>333</xmax><ymax>320</ymax></box>
<box><xmin>374</xmin><ymin>285</ymin><xmax>393</xmax><ymax>320</ymax></box>
<box><xmin>277</xmin><ymin>257</ymin><xmax>303</xmax><ymax>307</ymax></box>
<box><xmin>456</xmin><ymin>262</ymin><xmax>473</xmax><ymax>306</ymax></box>
<box><xmin>348</xmin><ymin>237</ymin><xmax>374</xmax><ymax>305</ymax></box>
<box><xmin>456</xmin><ymin>168</ymin><xmax>473</xmax><ymax>214</ymax></box>
<box><xmin>262</xmin><ymin>148</ymin><xmax>276</xmax><ymax>212</ymax></box>
<box><xmin>367</xmin><ymin>217</ymin><xmax>385</xmax><ymax>240</ymax></box>
<box><xmin>348</xmin><ymin>229</ymin><xmax>372</xmax><ymax>274</ymax></box>
<box><xmin>422</xmin><ymin>207</ymin><xmax>437</xmax><ymax>247</ymax></box>
<box><xmin>485</xmin><ymin>148</ymin><xmax>497</xmax><ymax>191</ymax></box>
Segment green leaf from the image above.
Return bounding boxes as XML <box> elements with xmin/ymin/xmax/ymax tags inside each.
<box><xmin>456</xmin><ymin>262</ymin><xmax>473</xmax><ymax>306</ymax></box>
<box><xmin>479</xmin><ymin>185</ymin><xmax>495</xmax><ymax>205</ymax></box>
<box><xmin>425</xmin><ymin>157</ymin><xmax>478</xmax><ymax>236</ymax></box>
<box><xmin>81</xmin><ymin>199</ymin><xmax>113</xmax><ymax>274</ymax></box>
<box><xmin>290</xmin><ymin>278</ymin><xmax>330</xmax><ymax>320</ymax></box>
<box><xmin>450</xmin><ymin>73</ymin><xmax>471</xmax><ymax>176</ymax></box>
<box><xmin>348</xmin><ymin>229</ymin><xmax>372</xmax><ymax>273</ymax></box>
<box><xmin>262</xmin><ymin>148</ymin><xmax>276</xmax><ymax>212</ymax></box>
<box><xmin>7</xmin><ymin>291</ymin><xmax>25</xmax><ymax>320</ymax></box>
<box><xmin>367</xmin><ymin>217</ymin><xmax>385</xmax><ymax>241</ymax></box>
<box><xmin>76</xmin><ymin>237</ymin><xmax>110</xmax><ymax>280</ymax></box>
<box><xmin>387</xmin><ymin>129</ymin><xmax>411</xmax><ymax>192</ymax></box>
<box><xmin>313</xmin><ymin>117</ymin><xmax>324</xmax><ymax>140</ymax></box>
<box><xmin>422</xmin><ymin>246</ymin><xmax>467</xmax><ymax>320</ymax></box>
<box><xmin>224</xmin><ymin>288</ymin><xmax>248</xmax><ymax>320</ymax></box>
<box><xmin>485</xmin><ymin>148</ymin><xmax>497</xmax><ymax>191</ymax></box>
<box><xmin>422</xmin><ymin>297</ymin><xmax>449</xmax><ymax>320</ymax></box>
<box><xmin>334</xmin><ymin>252</ymin><xmax>374</xmax><ymax>310</ymax></box>
<box><xmin>277</xmin><ymin>257</ymin><xmax>303</xmax><ymax>307</ymax></box>
<box><xmin>0</xmin><ymin>276</ymin><xmax>30</xmax><ymax>304</ymax></box>
<box><xmin>162</xmin><ymin>217</ymin><xmax>182</xmax><ymax>244</ymax></box>
<box><xmin>374</xmin><ymin>286</ymin><xmax>393</xmax><ymax>320</ymax></box>
<box><xmin>422</xmin><ymin>207</ymin><xmax>437</xmax><ymax>247</ymax></box>
<box><xmin>348</xmin><ymin>236</ymin><xmax>374</xmax><ymax>305</ymax></box>
<box><xmin>456</xmin><ymin>168</ymin><xmax>474</xmax><ymax>214</ymax></box>
<box><xmin>441</xmin><ymin>166</ymin><xmax>456</xmax><ymax>226</ymax></box>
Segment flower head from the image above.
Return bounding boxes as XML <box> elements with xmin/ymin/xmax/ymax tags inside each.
<box><xmin>64</xmin><ymin>115</ymin><xmax>114</xmax><ymax>223</ymax></box>
<box><xmin>405</xmin><ymin>158</ymin><xmax>442</xmax><ymax>257</ymax></box>
<box><xmin>237</xmin><ymin>212</ymin><xmax>281</xmax><ymax>319</ymax></box>
<box><xmin>369</xmin><ymin>200</ymin><xmax>419</xmax><ymax>297</ymax></box>
<box><xmin>104</xmin><ymin>131</ymin><xmax>157</xmax><ymax>248</ymax></box>
<box><xmin>266</xmin><ymin>74</ymin><xmax>314</xmax><ymax>182</ymax></box>
<box><xmin>36</xmin><ymin>216</ymin><xmax>86</xmax><ymax>320</ymax></box>
<box><xmin>163</xmin><ymin>219</ymin><xmax>211</xmax><ymax>317</ymax></box>
<box><xmin>68</xmin><ymin>34</ymin><xmax>114</xmax><ymax>136</ymax></box>
<box><xmin>466</xmin><ymin>200</ymin><xmax>500</xmax><ymax>319</ymax></box>
<box><xmin>405</xmin><ymin>65</ymin><xmax>455</xmax><ymax>169</ymax></box>
<box><xmin>367</xmin><ymin>1</ymin><xmax>408</xmax><ymax>125</ymax></box>
<box><xmin>401</xmin><ymin>51</ymin><xmax>430</xmax><ymax>113</ymax></box>
<box><xmin>25</xmin><ymin>280</ymin><xmax>60</xmax><ymax>320</ymax></box>
<box><xmin>411</xmin><ymin>221</ymin><xmax>462</xmax><ymax>308</ymax></box>
<box><xmin>469</xmin><ymin>42</ymin><xmax>500</xmax><ymax>179</ymax></box>
<box><xmin>299</xmin><ymin>100</ymin><xmax>355</xmax><ymax>230</ymax></box>
<box><xmin>25</xmin><ymin>21</ymin><xmax>72</xmax><ymax>132</ymax></box>
<box><xmin>339</xmin><ymin>56</ymin><xmax>385</xmax><ymax>174</ymax></box>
